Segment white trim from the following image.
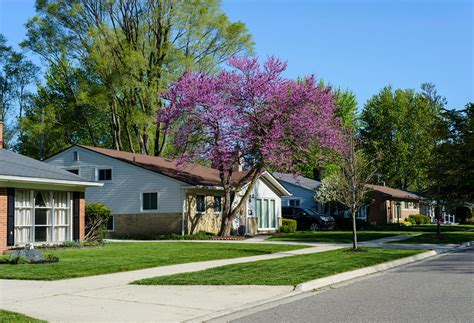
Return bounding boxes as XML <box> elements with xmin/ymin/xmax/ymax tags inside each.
<box><xmin>261</xmin><ymin>172</ymin><xmax>292</xmax><ymax>196</ymax></box>
<box><xmin>287</xmin><ymin>198</ymin><xmax>302</xmax><ymax>207</ymax></box>
<box><xmin>96</xmin><ymin>166</ymin><xmax>114</xmax><ymax>183</ymax></box>
<box><xmin>0</xmin><ymin>175</ymin><xmax>102</xmax><ymax>187</ymax></box>
<box><xmin>140</xmin><ymin>191</ymin><xmax>159</xmax><ymax>212</ymax></box>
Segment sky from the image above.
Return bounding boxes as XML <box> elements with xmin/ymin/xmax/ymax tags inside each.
<box><xmin>1</xmin><ymin>0</ymin><xmax>473</xmax><ymax>110</ymax></box>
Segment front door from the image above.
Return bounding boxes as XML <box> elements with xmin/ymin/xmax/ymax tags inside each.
<box><xmin>394</xmin><ymin>202</ymin><xmax>402</xmax><ymax>223</ymax></box>
<box><xmin>256</xmin><ymin>198</ymin><xmax>277</xmax><ymax>230</ymax></box>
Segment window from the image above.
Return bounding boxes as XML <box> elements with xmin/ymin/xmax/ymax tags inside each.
<box><xmin>214</xmin><ymin>196</ymin><xmax>222</xmax><ymax>212</ymax></box>
<box><xmin>288</xmin><ymin>199</ymin><xmax>301</xmax><ymax>207</ymax></box>
<box><xmin>73</xmin><ymin>151</ymin><xmax>79</xmax><ymax>161</ymax></box>
<box><xmin>98</xmin><ymin>168</ymin><xmax>112</xmax><ymax>181</ymax></box>
<box><xmin>142</xmin><ymin>192</ymin><xmax>158</xmax><ymax>211</ymax></box>
<box><xmin>404</xmin><ymin>201</ymin><xmax>409</xmax><ymax>209</ymax></box>
<box><xmin>14</xmin><ymin>190</ymin><xmax>72</xmax><ymax>244</ymax></box>
<box><xmin>196</xmin><ymin>195</ymin><xmax>206</xmax><ymax>213</ymax></box>
<box><xmin>256</xmin><ymin>198</ymin><xmax>276</xmax><ymax>229</ymax></box>
<box><xmin>413</xmin><ymin>202</ymin><xmax>419</xmax><ymax>209</ymax></box>
<box><xmin>66</xmin><ymin>169</ymin><xmax>79</xmax><ymax>175</ymax></box>
<box><xmin>106</xmin><ymin>216</ymin><xmax>114</xmax><ymax>231</ymax></box>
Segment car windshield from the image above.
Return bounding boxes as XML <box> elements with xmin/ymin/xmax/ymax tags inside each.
<box><xmin>303</xmin><ymin>208</ymin><xmax>317</xmax><ymax>216</ymax></box>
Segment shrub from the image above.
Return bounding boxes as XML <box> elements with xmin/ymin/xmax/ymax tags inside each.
<box><xmin>85</xmin><ymin>203</ymin><xmax>112</xmax><ymax>242</ymax></box>
<box><xmin>281</xmin><ymin>219</ymin><xmax>297</xmax><ymax>232</ymax></box>
<box><xmin>155</xmin><ymin>231</ymin><xmax>215</xmax><ymax>240</ymax></box>
<box><xmin>407</xmin><ymin>214</ymin><xmax>431</xmax><ymax>225</ymax></box>
<box><xmin>43</xmin><ymin>254</ymin><xmax>59</xmax><ymax>262</ymax></box>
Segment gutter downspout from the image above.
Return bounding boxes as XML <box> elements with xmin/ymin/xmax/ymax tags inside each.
<box><xmin>181</xmin><ymin>189</ymin><xmax>187</xmax><ymax>236</ymax></box>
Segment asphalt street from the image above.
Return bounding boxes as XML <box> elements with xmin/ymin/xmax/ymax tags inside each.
<box><xmin>233</xmin><ymin>246</ymin><xmax>474</xmax><ymax>323</ymax></box>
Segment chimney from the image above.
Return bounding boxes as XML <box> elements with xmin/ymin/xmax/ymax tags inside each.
<box><xmin>380</xmin><ymin>181</ymin><xmax>386</xmax><ymax>186</ymax></box>
<box><xmin>0</xmin><ymin>118</ymin><xmax>3</xmax><ymax>149</ymax></box>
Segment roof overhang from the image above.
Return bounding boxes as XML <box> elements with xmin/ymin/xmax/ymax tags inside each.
<box><xmin>261</xmin><ymin>171</ymin><xmax>292</xmax><ymax>197</ymax></box>
<box><xmin>0</xmin><ymin>175</ymin><xmax>103</xmax><ymax>188</ymax></box>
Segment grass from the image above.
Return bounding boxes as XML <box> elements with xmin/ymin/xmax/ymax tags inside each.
<box><xmin>0</xmin><ymin>242</ymin><xmax>306</xmax><ymax>281</ymax></box>
<box><xmin>269</xmin><ymin>231</ymin><xmax>414</xmax><ymax>243</ymax></box>
<box><xmin>394</xmin><ymin>231</ymin><xmax>474</xmax><ymax>245</ymax></box>
<box><xmin>0</xmin><ymin>310</ymin><xmax>45</xmax><ymax>323</ymax></box>
<box><xmin>134</xmin><ymin>248</ymin><xmax>423</xmax><ymax>286</ymax></box>
<box><xmin>373</xmin><ymin>224</ymin><xmax>474</xmax><ymax>233</ymax></box>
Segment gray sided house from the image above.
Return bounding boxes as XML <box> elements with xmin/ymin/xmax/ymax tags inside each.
<box><xmin>272</xmin><ymin>172</ymin><xmax>325</xmax><ymax>212</ymax></box>
<box><xmin>46</xmin><ymin>145</ymin><xmax>291</xmax><ymax>237</ymax></box>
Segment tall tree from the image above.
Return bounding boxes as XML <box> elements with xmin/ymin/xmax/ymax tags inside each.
<box><xmin>360</xmin><ymin>85</ymin><xmax>441</xmax><ymax>191</ymax></box>
<box><xmin>295</xmin><ymin>87</ymin><xmax>358</xmax><ymax>180</ymax></box>
<box><xmin>22</xmin><ymin>0</ymin><xmax>253</xmax><ymax>157</ymax></box>
<box><xmin>160</xmin><ymin>56</ymin><xmax>343</xmax><ymax>236</ymax></box>
<box><xmin>428</xmin><ymin>103</ymin><xmax>473</xmax><ymax>231</ymax></box>
<box><xmin>0</xmin><ymin>34</ymin><xmax>38</xmax><ymax>148</ymax></box>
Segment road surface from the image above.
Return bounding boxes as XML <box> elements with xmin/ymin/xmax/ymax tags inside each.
<box><xmin>233</xmin><ymin>246</ymin><xmax>474</xmax><ymax>323</ymax></box>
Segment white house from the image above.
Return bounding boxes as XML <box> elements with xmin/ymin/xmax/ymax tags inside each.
<box><xmin>45</xmin><ymin>145</ymin><xmax>291</xmax><ymax>237</ymax></box>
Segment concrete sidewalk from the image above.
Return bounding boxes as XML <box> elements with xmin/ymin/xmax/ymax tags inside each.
<box><xmin>0</xmin><ymin>244</ymin><xmax>342</xmax><ymax>322</ymax></box>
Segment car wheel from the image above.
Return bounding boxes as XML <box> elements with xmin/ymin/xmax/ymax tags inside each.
<box><xmin>310</xmin><ymin>223</ymin><xmax>320</xmax><ymax>231</ymax></box>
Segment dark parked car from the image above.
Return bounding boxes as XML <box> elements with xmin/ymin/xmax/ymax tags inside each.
<box><xmin>282</xmin><ymin>206</ymin><xmax>335</xmax><ymax>231</ymax></box>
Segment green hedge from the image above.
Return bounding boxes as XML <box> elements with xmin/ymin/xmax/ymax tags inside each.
<box><xmin>281</xmin><ymin>219</ymin><xmax>297</xmax><ymax>233</ymax></box>
<box><xmin>407</xmin><ymin>214</ymin><xmax>431</xmax><ymax>225</ymax></box>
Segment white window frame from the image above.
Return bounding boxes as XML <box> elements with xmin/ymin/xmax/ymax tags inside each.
<box><xmin>287</xmin><ymin>198</ymin><xmax>301</xmax><ymax>207</ymax></box>
<box><xmin>196</xmin><ymin>194</ymin><xmax>206</xmax><ymax>213</ymax></box>
<box><xmin>256</xmin><ymin>197</ymin><xmax>277</xmax><ymax>230</ymax></box>
<box><xmin>73</xmin><ymin>151</ymin><xmax>80</xmax><ymax>161</ymax></box>
<box><xmin>14</xmin><ymin>189</ymin><xmax>73</xmax><ymax>245</ymax></box>
<box><xmin>96</xmin><ymin>167</ymin><xmax>113</xmax><ymax>182</ymax></box>
<box><xmin>140</xmin><ymin>191</ymin><xmax>159</xmax><ymax>212</ymax></box>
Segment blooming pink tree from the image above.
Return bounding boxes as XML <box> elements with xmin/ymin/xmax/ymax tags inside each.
<box><xmin>160</xmin><ymin>56</ymin><xmax>343</xmax><ymax>236</ymax></box>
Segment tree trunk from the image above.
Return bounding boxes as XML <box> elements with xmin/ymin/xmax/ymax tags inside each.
<box><xmin>351</xmin><ymin>210</ymin><xmax>358</xmax><ymax>250</ymax></box>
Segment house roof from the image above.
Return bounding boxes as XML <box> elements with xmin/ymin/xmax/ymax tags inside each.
<box><xmin>0</xmin><ymin>149</ymin><xmax>100</xmax><ymax>187</ymax></box>
<box><xmin>77</xmin><ymin>145</ymin><xmax>250</xmax><ymax>187</ymax></box>
<box><xmin>366</xmin><ymin>184</ymin><xmax>421</xmax><ymax>200</ymax></box>
<box><xmin>272</xmin><ymin>172</ymin><xmax>321</xmax><ymax>192</ymax></box>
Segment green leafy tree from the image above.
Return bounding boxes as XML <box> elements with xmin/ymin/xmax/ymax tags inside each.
<box><xmin>429</xmin><ymin>103</ymin><xmax>473</xmax><ymax>231</ymax></box>
<box><xmin>360</xmin><ymin>85</ymin><xmax>441</xmax><ymax>191</ymax></box>
<box><xmin>21</xmin><ymin>0</ymin><xmax>253</xmax><ymax>157</ymax></box>
<box><xmin>0</xmin><ymin>34</ymin><xmax>38</xmax><ymax>148</ymax></box>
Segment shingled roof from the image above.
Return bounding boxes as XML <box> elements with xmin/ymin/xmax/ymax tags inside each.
<box><xmin>78</xmin><ymin>145</ymin><xmax>249</xmax><ymax>187</ymax></box>
<box><xmin>272</xmin><ymin>172</ymin><xmax>321</xmax><ymax>192</ymax></box>
<box><xmin>367</xmin><ymin>184</ymin><xmax>421</xmax><ymax>200</ymax></box>
<box><xmin>0</xmin><ymin>149</ymin><xmax>97</xmax><ymax>185</ymax></box>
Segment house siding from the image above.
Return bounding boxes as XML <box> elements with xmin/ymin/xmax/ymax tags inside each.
<box><xmin>278</xmin><ymin>181</ymin><xmax>317</xmax><ymax>209</ymax></box>
<box><xmin>46</xmin><ymin>147</ymin><xmax>188</xmax><ymax>215</ymax></box>
<box><xmin>113</xmin><ymin>213</ymin><xmax>182</xmax><ymax>237</ymax></box>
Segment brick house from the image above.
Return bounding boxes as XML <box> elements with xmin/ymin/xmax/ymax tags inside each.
<box><xmin>366</xmin><ymin>184</ymin><xmax>422</xmax><ymax>225</ymax></box>
<box><xmin>0</xmin><ymin>122</ymin><xmax>101</xmax><ymax>253</ymax></box>
<box><xmin>45</xmin><ymin>145</ymin><xmax>291</xmax><ymax>237</ymax></box>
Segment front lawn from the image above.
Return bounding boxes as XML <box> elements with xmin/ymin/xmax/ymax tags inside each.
<box><xmin>269</xmin><ymin>231</ymin><xmax>413</xmax><ymax>243</ymax></box>
<box><xmin>393</xmin><ymin>232</ymin><xmax>474</xmax><ymax>245</ymax></box>
<box><xmin>372</xmin><ymin>224</ymin><xmax>474</xmax><ymax>233</ymax></box>
<box><xmin>134</xmin><ymin>248</ymin><xmax>423</xmax><ymax>286</ymax></box>
<box><xmin>0</xmin><ymin>242</ymin><xmax>305</xmax><ymax>281</ymax></box>
<box><xmin>0</xmin><ymin>310</ymin><xmax>45</xmax><ymax>323</ymax></box>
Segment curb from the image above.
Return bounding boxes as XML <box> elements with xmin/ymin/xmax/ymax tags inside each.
<box><xmin>294</xmin><ymin>250</ymin><xmax>437</xmax><ymax>292</ymax></box>
<box><xmin>197</xmin><ymin>249</ymin><xmax>441</xmax><ymax>322</ymax></box>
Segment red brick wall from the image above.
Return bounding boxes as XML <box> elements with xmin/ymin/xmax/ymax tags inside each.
<box><xmin>0</xmin><ymin>188</ymin><xmax>7</xmax><ymax>253</ymax></box>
